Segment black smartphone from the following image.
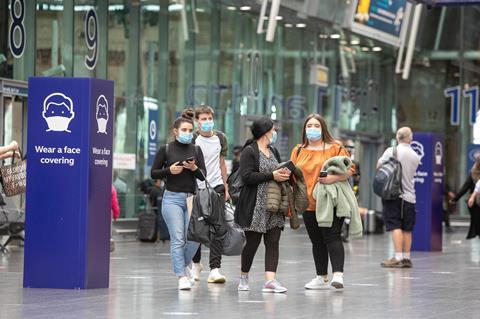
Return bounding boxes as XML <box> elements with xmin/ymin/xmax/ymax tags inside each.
<box><xmin>319</xmin><ymin>171</ymin><xmax>328</xmax><ymax>178</ymax></box>
<box><xmin>185</xmin><ymin>156</ymin><xmax>195</xmax><ymax>163</ymax></box>
<box><xmin>278</xmin><ymin>160</ymin><xmax>295</xmax><ymax>172</ymax></box>
<box><xmin>175</xmin><ymin>161</ymin><xmax>184</xmax><ymax>166</ymax></box>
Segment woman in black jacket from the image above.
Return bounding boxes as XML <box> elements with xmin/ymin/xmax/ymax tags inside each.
<box><xmin>451</xmin><ymin>157</ymin><xmax>480</xmax><ymax>239</ymax></box>
<box><xmin>235</xmin><ymin>117</ymin><xmax>291</xmax><ymax>293</ymax></box>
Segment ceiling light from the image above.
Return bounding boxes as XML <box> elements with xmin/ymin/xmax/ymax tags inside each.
<box><xmin>285</xmin><ymin>23</ymin><xmax>293</xmax><ymax>28</ymax></box>
<box><xmin>330</xmin><ymin>34</ymin><xmax>341</xmax><ymax>39</ymax></box>
<box><xmin>227</xmin><ymin>6</ymin><xmax>237</xmax><ymax>11</ymax></box>
<box><xmin>195</xmin><ymin>8</ymin><xmax>205</xmax><ymax>13</ymax></box>
<box><xmin>350</xmin><ymin>39</ymin><xmax>360</xmax><ymax>45</ymax></box>
<box><xmin>296</xmin><ymin>23</ymin><xmax>307</xmax><ymax>28</ymax></box>
<box><xmin>372</xmin><ymin>46</ymin><xmax>382</xmax><ymax>52</ymax></box>
<box><xmin>361</xmin><ymin>47</ymin><xmax>370</xmax><ymax>52</ymax></box>
<box><xmin>240</xmin><ymin>6</ymin><xmax>251</xmax><ymax>11</ymax></box>
<box><xmin>275</xmin><ymin>16</ymin><xmax>283</xmax><ymax>20</ymax></box>
<box><xmin>340</xmin><ymin>40</ymin><xmax>348</xmax><ymax>45</ymax></box>
<box><xmin>319</xmin><ymin>34</ymin><xmax>329</xmax><ymax>39</ymax></box>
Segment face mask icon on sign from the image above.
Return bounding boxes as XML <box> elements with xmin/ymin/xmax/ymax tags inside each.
<box><xmin>96</xmin><ymin>95</ymin><xmax>109</xmax><ymax>134</ymax></box>
<box><xmin>43</xmin><ymin>93</ymin><xmax>75</xmax><ymax>133</ymax></box>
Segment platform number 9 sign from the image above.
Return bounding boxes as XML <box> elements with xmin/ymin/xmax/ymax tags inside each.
<box><xmin>9</xmin><ymin>0</ymin><xmax>26</xmax><ymax>58</ymax></box>
<box><xmin>84</xmin><ymin>8</ymin><xmax>98</xmax><ymax>70</ymax></box>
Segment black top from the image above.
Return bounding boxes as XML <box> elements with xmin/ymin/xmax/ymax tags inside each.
<box><xmin>151</xmin><ymin>140</ymin><xmax>206</xmax><ymax>193</ymax></box>
<box><xmin>453</xmin><ymin>175</ymin><xmax>475</xmax><ymax>202</ymax></box>
<box><xmin>234</xmin><ymin>142</ymin><xmax>281</xmax><ymax>228</ymax></box>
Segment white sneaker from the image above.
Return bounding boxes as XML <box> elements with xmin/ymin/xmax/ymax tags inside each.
<box><xmin>331</xmin><ymin>273</ymin><xmax>344</xmax><ymax>289</ymax></box>
<box><xmin>208</xmin><ymin>268</ymin><xmax>226</xmax><ymax>283</ymax></box>
<box><xmin>185</xmin><ymin>266</ymin><xmax>196</xmax><ymax>286</ymax></box>
<box><xmin>191</xmin><ymin>263</ymin><xmax>203</xmax><ymax>281</ymax></box>
<box><xmin>304</xmin><ymin>276</ymin><xmax>330</xmax><ymax>290</ymax></box>
<box><xmin>238</xmin><ymin>275</ymin><xmax>250</xmax><ymax>291</ymax></box>
<box><xmin>262</xmin><ymin>279</ymin><xmax>287</xmax><ymax>293</ymax></box>
<box><xmin>178</xmin><ymin>277</ymin><xmax>192</xmax><ymax>290</ymax></box>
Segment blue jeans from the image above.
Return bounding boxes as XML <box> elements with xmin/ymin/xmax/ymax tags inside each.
<box><xmin>161</xmin><ymin>190</ymin><xmax>200</xmax><ymax>276</ymax></box>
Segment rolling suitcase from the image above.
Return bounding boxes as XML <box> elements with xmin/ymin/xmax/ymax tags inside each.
<box><xmin>137</xmin><ymin>196</ymin><xmax>158</xmax><ymax>242</ymax></box>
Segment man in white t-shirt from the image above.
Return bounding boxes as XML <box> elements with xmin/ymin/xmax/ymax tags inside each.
<box><xmin>377</xmin><ymin>127</ymin><xmax>421</xmax><ymax>269</ymax></box>
<box><xmin>190</xmin><ymin>106</ymin><xmax>229</xmax><ymax>284</ymax></box>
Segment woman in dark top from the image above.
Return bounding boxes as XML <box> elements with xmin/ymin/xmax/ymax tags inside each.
<box><xmin>151</xmin><ymin>110</ymin><xmax>206</xmax><ymax>291</ymax></box>
<box><xmin>451</xmin><ymin>157</ymin><xmax>480</xmax><ymax>239</ymax></box>
<box><xmin>235</xmin><ymin>117</ymin><xmax>291</xmax><ymax>293</ymax></box>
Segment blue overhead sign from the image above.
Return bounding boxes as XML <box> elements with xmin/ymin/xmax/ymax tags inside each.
<box><xmin>409</xmin><ymin>0</ymin><xmax>480</xmax><ymax>6</ymax></box>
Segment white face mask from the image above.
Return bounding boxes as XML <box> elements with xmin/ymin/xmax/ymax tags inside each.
<box><xmin>97</xmin><ymin>118</ymin><xmax>108</xmax><ymax>134</ymax></box>
<box><xmin>44</xmin><ymin>102</ymin><xmax>75</xmax><ymax>132</ymax></box>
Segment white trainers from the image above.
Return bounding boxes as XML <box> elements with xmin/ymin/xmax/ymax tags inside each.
<box><xmin>208</xmin><ymin>268</ymin><xmax>226</xmax><ymax>283</ymax></box>
<box><xmin>184</xmin><ymin>266</ymin><xmax>196</xmax><ymax>286</ymax></box>
<box><xmin>191</xmin><ymin>263</ymin><xmax>203</xmax><ymax>281</ymax></box>
<box><xmin>331</xmin><ymin>273</ymin><xmax>344</xmax><ymax>289</ymax></box>
<box><xmin>262</xmin><ymin>279</ymin><xmax>288</xmax><ymax>293</ymax></box>
<box><xmin>178</xmin><ymin>277</ymin><xmax>192</xmax><ymax>290</ymax></box>
<box><xmin>238</xmin><ymin>275</ymin><xmax>250</xmax><ymax>291</ymax></box>
<box><xmin>304</xmin><ymin>276</ymin><xmax>330</xmax><ymax>290</ymax></box>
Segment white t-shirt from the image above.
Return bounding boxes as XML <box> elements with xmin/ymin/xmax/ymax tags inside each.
<box><xmin>475</xmin><ymin>180</ymin><xmax>480</xmax><ymax>193</ymax></box>
<box><xmin>378</xmin><ymin>143</ymin><xmax>421</xmax><ymax>204</ymax></box>
<box><xmin>196</xmin><ymin>134</ymin><xmax>223</xmax><ymax>189</ymax></box>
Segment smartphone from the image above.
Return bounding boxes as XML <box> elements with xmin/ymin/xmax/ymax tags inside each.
<box><xmin>278</xmin><ymin>160</ymin><xmax>295</xmax><ymax>173</ymax></box>
<box><xmin>175</xmin><ymin>162</ymin><xmax>184</xmax><ymax>166</ymax></box>
<box><xmin>185</xmin><ymin>156</ymin><xmax>195</xmax><ymax>163</ymax></box>
<box><xmin>319</xmin><ymin>171</ymin><xmax>328</xmax><ymax>178</ymax></box>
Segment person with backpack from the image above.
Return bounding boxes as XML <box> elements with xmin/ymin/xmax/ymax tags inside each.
<box><xmin>290</xmin><ymin>114</ymin><xmax>354</xmax><ymax>290</ymax></box>
<box><xmin>151</xmin><ymin>110</ymin><xmax>206</xmax><ymax>290</ymax></box>
<box><xmin>235</xmin><ymin>117</ymin><xmax>291</xmax><ymax>293</ymax></box>
<box><xmin>377</xmin><ymin>127</ymin><xmax>420</xmax><ymax>269</ymax></box>
<box><xmin>189</xmin><ymin>106</ymin><xmax>229</xmax><ymax>284</ymax></box>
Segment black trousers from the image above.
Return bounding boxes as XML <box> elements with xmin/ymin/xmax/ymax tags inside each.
<box><xmin>303</xmin><ymin>211</ymin><xmax>345</xmax><ymax>275</ymax></box>
<box><xmin>192</xmin><ymin>185</ymin><xmax>225</xmax><ymax>269</ymax></box>
<box><xmin>241</xmin><ymin>227</ymin><xmax>281</xmax><ymax>273</ymax></box>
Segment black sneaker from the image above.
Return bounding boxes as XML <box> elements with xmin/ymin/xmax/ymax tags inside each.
<box><xmin>400</xmin><ymin>259</ymin><xmax>412</xmax><ymax>268</ymax></box>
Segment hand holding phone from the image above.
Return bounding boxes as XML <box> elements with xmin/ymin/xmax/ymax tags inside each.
<box><xmin>319</xmin><ymin>171</ymin><xmax>328</xmax><ymax>178</ymax></box>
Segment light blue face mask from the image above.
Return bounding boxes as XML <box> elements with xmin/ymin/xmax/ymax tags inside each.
<box><xmin>200</xmin><ymin>120</ymin><xmax>214</xmax><ymax>132</ymax></box>
<box><xmin>269</xmin><ymin>131</ymin><xmax>278</xmax><ymax>145</ymax></box>
<box><xmin>306</xmin><ymin>128</ymin><xmax>322</xmax><ymax>141</ymax></box>
<box><xmin>177</xmin><ymin>131</ymin><xmax>193</xmax><ymax>144</ymax></box>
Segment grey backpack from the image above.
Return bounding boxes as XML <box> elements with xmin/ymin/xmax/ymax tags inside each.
<box><xmin>373</xmin><ymin>147</ymin><xmax>403</xmax><ymax>200</ymax></box>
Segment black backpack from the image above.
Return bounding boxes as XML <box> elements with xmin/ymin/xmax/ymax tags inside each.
<box><xmin>373</xmin><ymin>146</ymin><xmax>403</xmax><ymax>200</ymax></box>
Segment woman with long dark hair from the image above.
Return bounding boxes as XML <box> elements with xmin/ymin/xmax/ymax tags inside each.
<box><xmin>291</xmin><ymin>114</ymin><xmax>353</xmax><ymax>290</ymax></box>
<box><xmin>235</xmin><ymin>117</ymin><xmax>291</xmax><ymax>293</ymax></box>
<box><xmin>451</xmin><ymin>155</ymin><xmax>480</xmax><ymax>239</ymax></box>
<box><xmin>151</xmin><ymin>110</ymin><xmax>206</xmax><ymax>290</ymax></box>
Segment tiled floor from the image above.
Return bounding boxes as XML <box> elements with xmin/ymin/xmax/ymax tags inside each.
<box><xmin>1</xmin><ymin>227</ymin><xmax>480</xmax><ymax>319</ymax></box>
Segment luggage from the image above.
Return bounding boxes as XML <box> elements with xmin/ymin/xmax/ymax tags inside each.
<box><xmin>222</xmin><ymin>223</ymin><xmax>246</xmax><ymax>256</ymax></box>
<box><xmin>364</xmin><ymin>210</ymin><xmax>376</xmax><ymax>234</ymax></box>
<box><xmin>137</xmin><ymin>211</ymin><xmax>157</xmax><ymax>242</ymax></box>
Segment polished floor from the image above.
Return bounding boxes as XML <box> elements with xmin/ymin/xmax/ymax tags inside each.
<box><xmin>1</xmin><ymin>227</ymin><xmax>480</xmax><ymax>319</ymax></box>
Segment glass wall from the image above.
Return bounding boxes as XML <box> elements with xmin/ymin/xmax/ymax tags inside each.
<box><xmin>3</xmin><ymin>0</ymin><xmax>474</xmax><ymax>217</ymax></box>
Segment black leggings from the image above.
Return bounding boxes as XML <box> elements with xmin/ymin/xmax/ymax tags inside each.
<box><xmin>303</xmin><ymin>211</ymin><xmax>344</xmax><ymax>274</ymax></box>
<box><xmin>241</xmin><ymin>227</ymin><xmax>281</xmax><ymax>273</ymax></box>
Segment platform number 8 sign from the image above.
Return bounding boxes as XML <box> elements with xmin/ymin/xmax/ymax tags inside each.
<box><xmin>8</xmin><ymin>0</ymin><xmax>26</xmax><ymax>58</ymax></box>
<box><xmin>84</xmin><ymin>8</ymin><xmax>98</xmax><ymax>70</ymax></box>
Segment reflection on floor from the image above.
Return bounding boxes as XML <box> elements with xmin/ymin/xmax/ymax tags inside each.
<box><xmin>1</xmin><ymin>227</ymin><xmax>480</xmax><ymax>319</ymax></box>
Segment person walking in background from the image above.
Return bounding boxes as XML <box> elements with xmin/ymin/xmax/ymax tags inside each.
<box><xmin>149</xmin><ymin>179</ymin><xmax>170</xmax><ymax>242</ymax></box>
<box><xmin>291</xmin><ymin>114</ymin><xmax>357</xmax><ymax>290</ymax></box>
<box><xmin>451</xmin><ymin>154</ymin><xmax>480</xmax><ymax>239</ymax></box>
<box><xmin>151</xmin><ymin>110</ymin><xmax>206</xmax><ymax>291</ymax></box>
<box><xmin>235</xmin><ymin>117</ymin><xmax>291</xmax><ymax>293</ymax></box>
<box><xmin>110</xmin><ymin>185</ymin><xmax>120</xmax><ymax>252</ymax></box>
<box><xmin>378</xmin><ymin>127</ymin><xmax>421</xmax><ymax>268</ymax></box>
<box><xmin>0</xmin><ymin>141</ymin><xmax>20</xmax><ymax>159</ymax></box>
<box><xmin>190</xmin><ymin>105</ymin><xmax>229</xmax><ymax>283</ymax></box>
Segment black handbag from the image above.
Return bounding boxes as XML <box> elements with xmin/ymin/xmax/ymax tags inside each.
<box><xmin>187</xmin><ymin>194</ymin><xmax>213</xmax><ymax>247</ymax></box>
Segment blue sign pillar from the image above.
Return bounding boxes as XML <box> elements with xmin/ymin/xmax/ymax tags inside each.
<box><xmin>148</xmin><ymin>108</ymin><xmax>158</xmax><ymax>166</ymax></box>
<box><xmin>24</xmin><ymin>77</ymin><xmax>114</xmax><ymax>289</ymax></box>
<box><xmin>411</xmin><ymin>132</ymin><xmax>444</xmax><ymax>251</ymax></box>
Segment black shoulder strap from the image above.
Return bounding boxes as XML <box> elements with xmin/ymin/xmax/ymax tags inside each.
<box><xmin>296</xmin><ymin>145</ymin><xmax>303</xmax><ymax>158</ymax></box>
<box><xmin>163</xmin><ymin>143</ymin><xmax>169</xmax><ymax>168</ymax></box>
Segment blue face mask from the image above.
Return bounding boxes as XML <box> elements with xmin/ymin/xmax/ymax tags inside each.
<box><xmin>306</xmin><ymin>128</ymin><xmax>322</xmax><ymax>141</ymax></box>
<box><xmin>269</xmin><ymin>131</ymin><xmax>278</xmax><ymax>145</ymax></box>
<box><xmin>200</xmin><ymin>121</ymin><xmax>214</xmax><ymax>132</ymax></box>
<box><xmin>177</xmin><ymin>131</ymin><xmax>193</xmax><ymax>144</ymax></box>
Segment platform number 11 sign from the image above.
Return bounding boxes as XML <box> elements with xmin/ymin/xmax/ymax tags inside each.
<box><xmin>445</xmin><ymin>86</ymin><xmax>479</xmax><ymax>126</ymax></box>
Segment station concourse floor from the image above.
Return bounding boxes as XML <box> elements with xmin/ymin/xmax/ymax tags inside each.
<box><xmin>1</xmin><ymin>227</ymin><xmax>480</xmax><ymax>319</ymax></box>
